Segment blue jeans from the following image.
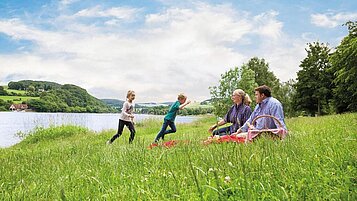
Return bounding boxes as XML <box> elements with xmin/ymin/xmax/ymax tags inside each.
<box><xmin>154</xmin><ymin>119</ymin><xmax>176</xmax><ymax>142</ymax></box>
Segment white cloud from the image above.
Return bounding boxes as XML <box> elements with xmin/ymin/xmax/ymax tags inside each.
<box><xmin>74</xmin><ymin>6</ymin><xmax>140</xmax><ymax>21</ymax></box>
<box><xmin>253</xmin><ymin>10</ymin><xmax>283</xmax><ymax>39</ymax></box>
<box><xmin>60</xmin><ymin>0</ymin><xmax>79</xmax><ymax>6</ymax></box>
<box><xmin>311</xmin><ymin>12</ymin><xmax>357</xmax><ymax>28</ymax></box>
<box><xmin>0</xmin><ymin>3</ymin><xmax>302</xmax><ymax>102</ymax></box>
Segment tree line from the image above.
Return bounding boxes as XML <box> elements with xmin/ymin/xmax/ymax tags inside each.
<box><xmin>210</xmin><ymin>21</ymin><xmax>356</xmax><ymax>118</ymax></box>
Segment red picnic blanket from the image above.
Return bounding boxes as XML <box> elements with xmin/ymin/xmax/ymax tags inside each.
<box><xmin>203</xmin><ymin>135</ymin><xmax>246</xmax><ymax>145</ymax></box>
<box><xmin>148</xmin><ymin>140</ymin><xmax>190</xmax><ymax>149</ymax></box>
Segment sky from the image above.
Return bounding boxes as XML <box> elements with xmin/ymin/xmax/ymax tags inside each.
<box><xmin>0</xmin><ymin>0</ymin><xmax>356</xmax><ymax>102</ymax></box>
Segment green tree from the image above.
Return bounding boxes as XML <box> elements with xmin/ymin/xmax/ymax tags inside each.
<box><xmin>209</xmin><ymin>67</ymin><xmax>241</xmax><ymax>117</ymax></box>
<box><xmin>329</xmin><ymin>21</ymin><xmax>357</xmax><ymax>113</ymax></box>
<box><xmin>0</xmin><ymin>86</ymin><xmax>7</xmax><ymax>95</ymax></box>
<box><xmin>0</xmin><ymin>99</ymin><xmax>12</xmax><ymax>111</ymax></box>
<box><xmin>245</xmin><ymin>57</ymin><xmax>280</xmax><ymax>90</ymax></box>
<box><xmin>277</xmin><ymin>79</ymin><xmax>296</xmax><ymax>117</ymax></box>
<box><xmin>239</xmin><ymin>65</ymin><xmax>258</xmax><ymax>108</ymax></box>
<box><xmin>244</xmin><ymin>57</ymin><xmax>288</xmax><ymax>109</ymax></box>
<box><xmin>209</xmin><ymin>64</ymin><xmax>260</xmax><ymax>117</ymax></box>
<box><xmin>27</xmin><ymin>85</ymin><xmax>35</xmax><ymax>92</ymax></box>
<box><xmin>294</xmin><ymin>42</ymin><xmax>333</xmax><ymax>116</ymax></box>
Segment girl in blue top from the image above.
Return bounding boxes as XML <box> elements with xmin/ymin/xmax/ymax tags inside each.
<box><xmin>153</xmin><ymin>93</ymin><xmax>191</xmax><ymax>143</ymax></box>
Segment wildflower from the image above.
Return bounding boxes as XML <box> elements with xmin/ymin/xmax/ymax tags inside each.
<box><xmin>228</xmin><ymin>162</ymin><xmax>234</xmax><ymax>167</ymax></box>
<box><xmin>224</xmin><ymin>176</ymin><xmax>231</xmax><ymax>183</ymax></box>
<box><xmin>208</xmin><ymin>168</ymin><xmax>214</xmax><ymax>172</ymax></box>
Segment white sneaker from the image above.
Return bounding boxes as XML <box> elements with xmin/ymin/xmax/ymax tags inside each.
<box><xmin>106</xmin><ymin>140</ymin><xmax>112</xmax><ymax>145</ymax></box>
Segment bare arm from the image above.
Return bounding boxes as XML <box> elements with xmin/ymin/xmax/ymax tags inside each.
<box><xmin>179</xmin><ymin>100</ymin><xmax>191</xmax><ymax>110</ymax></box>
<box><xmin>208</xmin><ymin>119</ymin><xmax>226</xmax><ymax>133</ymax></box>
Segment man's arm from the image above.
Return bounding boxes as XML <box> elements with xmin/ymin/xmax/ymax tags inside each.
<box><xmin>270</xmin><ymin>103</ymin><xmax>287</xmax><ymax>130</ymax></box>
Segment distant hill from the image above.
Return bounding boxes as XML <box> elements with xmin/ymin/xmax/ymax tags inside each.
<box><xmin>2</xmin><ymin>80</ymin><xmax>116</xmax><ymax>113</ymax></box>
<box><xmin>101</xmin><ymin>99</ymin><xmax>125</xmax><ymax>109</ymax></box>
<box><xmin>200</xmin><ymin>99</ymin><xmax>213</xmax><ymax>105</ymax></box>
<box><xmin>8</xmin><ymin>80</ymin><xmax>62</xmax><ymax>91</ymax></box>
<box><xmin>101</xmin><ymin>99</ymin><xmax>174</xmax><ymax>108</ymax></box>
<box><xmin>137</xmin><ymin>102</ymin><xmax>172</xmax><ymax>107</ymax></box>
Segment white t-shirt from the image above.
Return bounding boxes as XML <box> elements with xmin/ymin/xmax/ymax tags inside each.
<box><xmin>120</xmin><ymin>101</ymin><xmax>135</xmax><ymax>122</ymax></box>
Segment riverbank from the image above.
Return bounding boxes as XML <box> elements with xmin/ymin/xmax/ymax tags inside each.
<box><xmin>0</xmin><ymin>113</ymin><xmax>356</xmax><ymax>200</ymax></box>
<box><xmin>0</xmin><ymin>112</ymin><xmax>199</xmax><ymax>148</ymax></box>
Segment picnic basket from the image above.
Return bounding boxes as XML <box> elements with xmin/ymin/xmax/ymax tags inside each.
<box><xmin>246</xmin><ymin>115</ymin><xmax>287</xmax><ymax>141</ymax></box>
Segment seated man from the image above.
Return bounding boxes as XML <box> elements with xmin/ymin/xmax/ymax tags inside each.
<box><xmin>233</xmin><ymin>85</ymin><xmax>287</xmax><ymax>137</ymax></box>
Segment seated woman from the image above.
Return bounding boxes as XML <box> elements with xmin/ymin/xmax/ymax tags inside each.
<box><xmin>208</xmin><ymin>89</ymin><xmax>252</xmax><ymax>136</ymax></box>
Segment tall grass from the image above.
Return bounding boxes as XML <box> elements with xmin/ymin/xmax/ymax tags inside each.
<box><xmin>0</xmin><ymin>113</ymin><xmax>356</xmax><ymax>200</ymax></box>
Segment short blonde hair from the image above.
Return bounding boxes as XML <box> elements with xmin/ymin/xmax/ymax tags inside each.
<box><xmin>177</xmin><ymin>93</ymin><xmax>187</xmax><ymax>100</ymax></box>
<box><xmin>126</xmin><ymin>90</ymin><xmax>135</xmax><ymax>98</ymax></box>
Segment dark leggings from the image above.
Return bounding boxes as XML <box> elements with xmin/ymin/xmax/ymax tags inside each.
<box><xmin>110</xmin><ymin>119</ymin><xmax>136</xmax><ymax>143</ymax></box>
<box><xmin>212</xmin><ymin>126</ymin><xmax>232</xmax><ymax>136</ymax></box>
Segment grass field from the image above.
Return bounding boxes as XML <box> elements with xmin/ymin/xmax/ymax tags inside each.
<box><xmin>5</xmin><ymin>89</ymin><xmax>26</xmax><ymax>95</ymax></box>
<box><xmin>0</xmin><ymin>96</ymin><xmax>39</xmax><ymax>104</ymax></box>
<box><xmin>0</xmin><ymin>113</ymin><xmax>356</xmax><ymax>200</ymax></box>
<box><xmin>0</xmin><ymin>86</ymin><xmax>34</xmax><ymax>104</ymax></box>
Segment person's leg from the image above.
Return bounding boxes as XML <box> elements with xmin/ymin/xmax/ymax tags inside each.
<box><xmin>212</xmin><ymin>126</ymin><xmax>231</xmax><ymax>136</ymax></box>
<box><xmin>109</xmin><ymin>119</ymin><xmax>125</xmax><ymax>143</ymax></box>
<box><xmin>162</xmin><ymin>120</ymin><xmax>176</xmax><ymax>140</ymax></box>
<box><xmin>154</xmin><ymin>119</ymin><xmax>170</xmax><ymax>142</ymax></box>
<box><xmin>126</xmin><ymin>122</ymin><xmax>136</xmax><ymax>143</ymax></box>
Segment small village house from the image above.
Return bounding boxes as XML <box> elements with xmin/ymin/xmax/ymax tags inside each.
<box><xmin>9</xmin><ymin>104</ymin><xmax>28</xmax><ymax>111</ymax></box>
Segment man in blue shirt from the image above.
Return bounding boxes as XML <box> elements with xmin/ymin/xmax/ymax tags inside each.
<box><xmin>233</xmin><ymin>85</ymin><xmax>287</xmax><ymax>135</ymax></box>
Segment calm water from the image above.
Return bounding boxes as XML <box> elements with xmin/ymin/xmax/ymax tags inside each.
<box><xmin>0</xmin><ymin>112</ymin><xmax>197</xmax><ymax>148</ymax></box>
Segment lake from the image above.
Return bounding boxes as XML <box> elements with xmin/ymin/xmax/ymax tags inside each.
<box><xmin>0</xmin><ymin>112</ymin><xmax>198</xmax><ymax>148</ymax></box>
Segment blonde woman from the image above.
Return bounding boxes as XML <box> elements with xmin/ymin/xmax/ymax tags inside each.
<box><xmin>208</xmin><ymin>89</ymin><xmax>252</xmax><ymax>136</ymax></box>
<box><xmin>107</xmin><ymin>90</ymin><xmax>136</xmax><ymax>144</ymax></box>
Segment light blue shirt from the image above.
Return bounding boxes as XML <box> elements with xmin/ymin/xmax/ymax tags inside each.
<box><xmin>241</xmin><ymin>97</ymin><xmax>287</xmax><ymax>132</ymax></box>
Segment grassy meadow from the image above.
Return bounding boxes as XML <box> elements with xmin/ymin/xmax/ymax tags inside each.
<box><xmin>0</xmin><ymin>113</ymin><xmax>356</xmax><ymax>200</ymax></box>
<box><xmin>0</xmin><ymin>96</ymin><xmax>39</xmax><ymax>104</ymax></box>
<box><xmin>0</xmin><ymin>86</ymin><xmax>37</xmax><ymax>104</ymax></box>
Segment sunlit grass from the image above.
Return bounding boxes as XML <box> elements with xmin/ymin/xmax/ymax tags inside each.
<box><xmin>0</xmin><ymin>96</ymin><xmax>39</xmax><ymax>104</ymax></box>
<box><xmin>0</xmin><ymin>113</ymin><xmax>356</xmax><ymax>200</ymax></box>
<box><xmin>5</xmin><ymin>88</ymin><xmax>26</xmax><ymax>95</ymax></box>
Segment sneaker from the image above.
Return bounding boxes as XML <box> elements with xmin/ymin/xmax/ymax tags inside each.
<box><xmin>106</xmin><ymin>140</ymin><xmax>112</xmax><ymax>145</ymax></box>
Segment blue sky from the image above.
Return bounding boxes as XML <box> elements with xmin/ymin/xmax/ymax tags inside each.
<box><xmin>0</xmin><ymin>0</ymin><xmax>356</xmax><ymax>102</ymax></box>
